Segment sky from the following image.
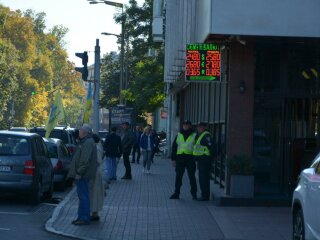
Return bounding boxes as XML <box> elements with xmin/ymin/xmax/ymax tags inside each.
<box><xmin>0</xmin><ymin>0</ymin><xmax>143</xmax><ymax>66</ymax></box>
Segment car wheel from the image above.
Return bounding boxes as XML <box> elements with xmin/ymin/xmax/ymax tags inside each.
<box><xmin>29</xmin><ymin>182</ymin><xmax>41</xmax><ymax>205</ymax></box>
<box><xmin>293</xmin><ymin>208</ymin><xmax>305</xmax><ymax>240</ymax></box>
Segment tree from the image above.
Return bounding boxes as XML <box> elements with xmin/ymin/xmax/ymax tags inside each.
<box><xmin>0</xmin><ymin>39</ymin><xmax>19</xmax><ymax>129</ymax></box>
<box><xmin>100</xmin><ymin>0</ymin><xmax>165</xmax><ymax>121</ymax></box>
<box><xmin>0</xmin><ymin>4</ymin><xmax>86</xmax><ymax>128</ymax></box>
<box><xmin>100</xmin><ymin>52</ymin><xmax>121</xmax><ymax>108</ymax></box>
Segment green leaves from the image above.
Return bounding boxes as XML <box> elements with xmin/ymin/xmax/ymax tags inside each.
<box><xmin>101</xmin><ymin>0</ymin><xmax>165</xmax><ymax>121</ymax></box>
<box><xmin>0</xmin><ymin>5</ymin><xmax>85</xmax><ymax>128</ymax></box>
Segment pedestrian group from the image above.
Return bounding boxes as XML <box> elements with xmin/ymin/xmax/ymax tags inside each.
<box><xmin>66</xmin><ymin>120</ymin><xmax>214</xmax><ymax>225</ymax></box>
<box><xmin>170</xmin><ymin>120</ymin><xmax>215</xmax><ymax>201</ymax></box>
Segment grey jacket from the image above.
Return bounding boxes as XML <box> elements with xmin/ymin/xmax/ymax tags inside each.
<box><xmin>68</xmin><ymin>135</ymin><xmax>98</xmax><ymax>180</ymax></box>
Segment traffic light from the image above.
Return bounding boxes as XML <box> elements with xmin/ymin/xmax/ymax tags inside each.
<box><xmin>75</xmin><ymin>51</ymin><xmax>88</xmax><ymax>81</ymax></box>
<box><xmin>31</xmin><ymin>86</ymin><xmax>35</xmax><ymax>96</ymax></box>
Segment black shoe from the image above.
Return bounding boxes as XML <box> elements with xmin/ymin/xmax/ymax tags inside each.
<box><xmin>197</xmin><ymin>197</ymin><xmax>209</xmax><ymax>201</ymax></box>
<box><xmin>72</xmin><ymin>220</ymin><xmax>90</xmax><ymax>225</ymax></box>
<box><xmin>90</xmin><ymin>215</ymin><xmax>100</xmax><ymax>221</ymax></box>
<box><xmin>131</xmin><ymin>161</ymin><xmax>135</xmax><ymax>163</ymax></box>
<box><xmin>169</xmin><ymin>193</ymin><xmax>179</xmax><ymax>199</ymax></box>
<box><xmin>192</xmin><ymin>195</ymin><xmax>198</xmax><ymax>200</ymax></box>
<box><xmin>121</xmin><ymin>175</ymin><xmax>132</xmax><ymax>180</ymax></box>
<box><xmin>71</xmin><ymin>219</ymin><xmax>80</xmax><ymax>224</ymax></box>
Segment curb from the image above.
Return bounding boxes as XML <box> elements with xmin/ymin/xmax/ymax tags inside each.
<box><xmin>45</xmin><ymin>187</ymin><xmax>95</xmax><ymax>240</ymax></box>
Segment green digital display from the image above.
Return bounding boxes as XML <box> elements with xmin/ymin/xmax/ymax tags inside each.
<box><xmin>185</xmin><ymin>43</ymin><xmax>221</xmax><ymax>82</ymax></box>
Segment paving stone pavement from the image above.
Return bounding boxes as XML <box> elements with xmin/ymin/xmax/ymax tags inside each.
<box><xmin>46</xmin><ymin>156</ymin><xmax>291</xmax><ymax>240</ymax></box>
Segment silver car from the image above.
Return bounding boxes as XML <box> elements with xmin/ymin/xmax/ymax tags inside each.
<box><xmin>292</xmin><ymin>152</ymin><xmax>320</xmax><ymax>240</ymax></box>
<box><xmin>0</xmin><ymin>131</ymin><xmax>54</xmax><ymax>204</ymax></box>
<box><xmin>43</xmin><ymin>138</ymin><xmax>72</xmax><ymax>191</ymax></box>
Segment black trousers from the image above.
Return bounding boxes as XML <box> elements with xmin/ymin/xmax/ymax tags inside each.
<box><xmin>131</xmin><ymin>144</ymin><xmax>141</xmax><ymax>163</ymax></box>
<box><xmin>174</xmin><ymin>159</ymin><xmax>197</xmax><ymax>197</ymax></box>
<box><xmin>196</xmin><ymin>157</ymin><xmax>211</xmax><ymax>199</ymax></box>
<box><xmin>123</xmin><ymin>152</ymin><xmax>132</xmax><ymax>177</ymax></box>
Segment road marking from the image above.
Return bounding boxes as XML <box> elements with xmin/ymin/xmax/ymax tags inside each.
<box><xmin>0</xmin><ymin>211</ymin><xmax>29</xmax><ymax>215</ymax></box>
<box><xmin>0</xmin><ymin>228</ymin><xmax>10</xmax><ymax>231</ymax></box>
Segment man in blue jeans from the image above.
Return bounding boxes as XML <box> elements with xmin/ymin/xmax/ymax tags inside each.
<box><xmin>103</xmin><ymin>126</ymin><xmax>122</xmax><ymax>181</ymax></box>
<box><xmin>67</xmin><ymin>124</ymin><xmax>97</xmax><ymax>225</ymax></box>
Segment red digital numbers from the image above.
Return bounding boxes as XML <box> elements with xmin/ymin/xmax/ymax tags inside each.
<box><xmin>206</xmin><ymin>69</ymin><xmax>220</xmax><ymax>76</ymax></box>
<box><xmin>186</xmin><ymin>61</ymin><xmax>200</xmax><ymax>69</ymax></box>
<box><xmin>206</xmin><ymin>61</ymin><xmax>220</xmax><ymax>69</ymax></box>
<box><xmin>205</xmin><ymin>51</ymin><xmax>220</xmax><ymax>77</ymax></box>
<box><xmin>206</xmin><ymin>51</ymin><xmax>220</xmax><ymax>61</ymax></box>
<box><xmin>186</xmin><ymin>68</ymin><xmax>200</xmax><ymax>76</ymax></box>
<box><xmin>186</xmin><ymin>49</ymin><xmax>220</xmax><ymax>80</ymax></box>
<box><xmin>186</xmin><ymin>51</ymin><xmax>200</xmax><ymax>61</ymax></box>
<box><xmin>186</xmin><ymin>50</ymin><xmax>201</xmax><ymax>76</ymax></box>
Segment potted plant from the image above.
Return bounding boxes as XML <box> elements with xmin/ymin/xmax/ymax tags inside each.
<box><xmin>227</xmin><ymin>154</ymin><xmax>254</xmax><ymax>198</ymax></box>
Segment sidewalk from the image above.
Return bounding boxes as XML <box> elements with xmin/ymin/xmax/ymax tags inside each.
<box><xmin>46</xmin><ymin>156</ymin><xmax>291</xmax><ymax>240</ymax></box>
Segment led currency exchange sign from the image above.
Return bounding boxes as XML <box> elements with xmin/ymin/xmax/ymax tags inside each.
<box><xmin>185</xmin><ymin>43</ymin><xmax>221</xmax><ymax>81</ymax></box>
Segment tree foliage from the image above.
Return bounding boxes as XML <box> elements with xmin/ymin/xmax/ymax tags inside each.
<box><xmin>100</xmin><ymin>0</ymin><xmax>165</xmax><ymax>120</ymax></box>
<box><xmin>0</xmin><ymin>4</ymin><xmax>85</xmax><ymax>129</ymax></box>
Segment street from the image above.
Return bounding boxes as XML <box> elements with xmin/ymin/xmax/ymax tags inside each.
<box><xmin>0</xmin><ymin>190</ymin><xmax>71</xmax><ymax>240</ymax></box>
<box><xmin>46</xmin><ymin>157</ymin><xmax>292</xmax><ymax>240</ymax></box>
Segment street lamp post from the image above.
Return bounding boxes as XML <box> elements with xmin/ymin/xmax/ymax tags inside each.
<box><xmin>89</xmin><ymin>0</ymin><xmax>125</xmax><ymax>105</ymax></box>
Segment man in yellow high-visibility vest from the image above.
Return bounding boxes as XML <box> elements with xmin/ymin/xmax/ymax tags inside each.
<box><xmin>169</xmin><ymin>120</ymin><xmax>197</xmax><ymax>200</ymax></box>
<box><xmin>193</xmin><ymin>122</ymin><xmax>215</xmax><ymax>201</ymax></box>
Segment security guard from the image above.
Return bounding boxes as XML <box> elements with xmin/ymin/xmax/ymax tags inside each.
<box><xmin>193</xmin><ymin>122</ymin><xmax>215</xmax><ymax>201</ymax></box>
<box><xmin>169</xmin><ymin>120</ymin><xmax>197</xmax><ymax>200</ymax></box>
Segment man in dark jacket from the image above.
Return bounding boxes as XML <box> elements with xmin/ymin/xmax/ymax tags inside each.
<box><xmin>68</xmin><ymin>124</ymin><xmax>97</xmax><ymax>225</ymax></box>
<box><xmin>103</xmin><ymin>126</ymin><xmax>122</xmax><ymax>181</ymax></box>
<box><xmin>121</xmin><ymin>122</ymin><xmax>135</xmax><ymax>179</ymax></box>
<box><xmin>169</xmin><ymin>120</ymin><xmax>197</xmax><ymax>200</ymax></box>
<box><xmin>131</xmin><ymin>125</ymin><xmax>142</xmax><ymax>164</ymax></box>
<box><xmin>193</xmin><ymin>122</ymin><xmax>215</xmax><ymax>201</ymax></box>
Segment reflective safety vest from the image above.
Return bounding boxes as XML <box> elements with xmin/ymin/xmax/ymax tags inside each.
<box><xmin>193</xmin><ymin>131</ymin><xmax>211</xmax><ymax>156</ymax></box>
<box><xmin>176</xmin><ymin>132</ymin><xmax>196</xmax><ymax>155</ymax></box>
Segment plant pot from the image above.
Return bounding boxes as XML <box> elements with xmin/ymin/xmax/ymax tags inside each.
<box><xmin>230</xmin><ymin>175</ymin><xmax>254</xmax><ymax>198</ymax></box>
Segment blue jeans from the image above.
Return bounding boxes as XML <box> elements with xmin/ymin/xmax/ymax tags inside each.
<box><xmin>106</xmin><ymin>157</ymin><xmax>117</xmax><ymax>180</ymax></box>
<box><xmin>142</xmin><ymin>150</ymin><xmax>153</xmax><ymax>170</ymax></box>
<box><xmin>76</xmin><ymin>179</ymin><xmax>90</xmax><ymax>223</ymax></box>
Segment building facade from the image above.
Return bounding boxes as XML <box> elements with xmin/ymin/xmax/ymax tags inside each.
<box><xmin>155</xmin><ymin>0</ymin><xmax>320</xmax><ymax>197</ymax></box>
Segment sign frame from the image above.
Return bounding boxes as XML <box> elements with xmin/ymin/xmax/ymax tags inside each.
<box><xmin>185</xmin><ymin>43</ymin><xmax>221</xmax><ymax>82</ymax></box>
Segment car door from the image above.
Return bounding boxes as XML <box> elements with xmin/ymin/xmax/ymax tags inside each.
<box><xmin>34</xmin><ymin>137</ymin><xmax>52</xmax><ymax>189</ymax></box>
<box><xmin>305</xmin><ymin>162</ymin><xmax>320</xmax><ymax>236</ymax></box>
<box><xmin>310</xmin><ymin>163</ymin><xmax>320</xmax><ymax>237</ymax></box>
<box><xmin>59</xmin><ymin>142</ymin><xmax>71</xmax><ymax>173</ymax></box>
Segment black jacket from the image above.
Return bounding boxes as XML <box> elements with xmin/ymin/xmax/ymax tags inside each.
<box><xmin>121</xmin><ymin>128</ymin><xmax>135</xmax><ymax>153</ymax></box>
<box><xmin>103</xmin><ymin>133</ymin><xmax>122</xmax><ymax>158</ymax></box>
<box><xmin>171</xmin><ymin>129</ymin><xmax>194</xmax><ymax>161</ymax></box>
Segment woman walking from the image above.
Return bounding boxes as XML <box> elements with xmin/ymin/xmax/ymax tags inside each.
<box><xmin>140</xmin><ymin>126</ymin><xmax>156</xmax><ymax>174</ymax></box>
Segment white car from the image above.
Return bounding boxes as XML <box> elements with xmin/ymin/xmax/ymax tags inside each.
<box><xmin>292</xmin><ymin>153</ymin><xmax>320</xmax><ymax>240</ymax></box>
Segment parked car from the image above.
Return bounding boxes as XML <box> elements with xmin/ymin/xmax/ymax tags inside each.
<box><xmin>292</xmin><ymin>152</ymin><xmax>320</xmax><ymax>240</ymax></box>
<box><xmin>43</xmin><ymin>138</ymin><xmax>72</xmax><ymax>191</ymax></box>
<box><xmin>30</xmin><ymin>126</ymin><xmax>77</xmax><ymax>155</ymax></box>
<box><xmin>0</xmin><ymin>131</ymin><xmax>54</xmax><ymax>204</ymax></box>
<box><xmin>98</xmin><ymin>130</ymin><xmax>108</xmax><ymax>143</ymax></box>
<box><xmin>9</xmin><ymin>127</ymin><xmax>29</xmax><ymax>132</ymax></box>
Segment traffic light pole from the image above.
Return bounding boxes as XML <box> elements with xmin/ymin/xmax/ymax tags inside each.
<box><xmin>93</xmin><ymin>39</ymin><xmax>100</xmax><ymax>132</ymax></box>
<box><xmin>119</xmin><ymin>8</ymin><xmax>125</xmax><ymax>105</ymax></box>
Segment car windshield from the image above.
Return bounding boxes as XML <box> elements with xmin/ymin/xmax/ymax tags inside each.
<box><xmin>45</xmin><ymin>142</ymin><xmax>58</xmax><ymax>158</ymax></box>
<box><xmin>0</xmin><ymin>135</ymin><xmax>30</xmax><ymax>156</ymax></box>
<box><xmin>50</xmin><ymin>131</ymin><xmax>68</xmax><ymax>144</ymax></box>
